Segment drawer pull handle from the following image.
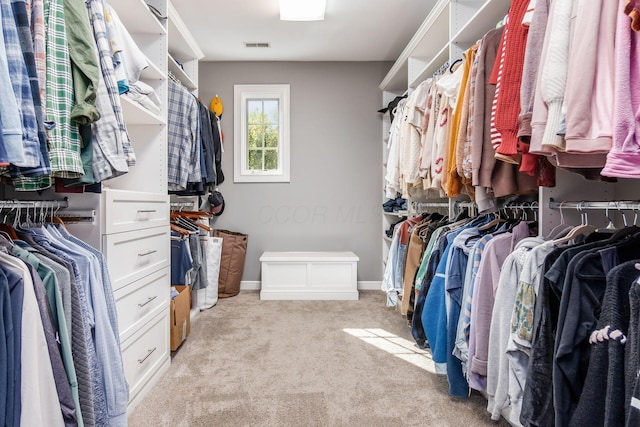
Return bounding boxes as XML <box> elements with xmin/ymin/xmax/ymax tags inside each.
<box><xmin>138</xmin><ymin>250</ymin><xmax>157</xmax><ymax>257</ymax></box>
<box><xmin>137</xmin><ymin>209</ymin><xmax>157</xmax><ymax>214</ymax></box>
<box><xmin>138</xmin><ymin>347</ymin><xmax>157</xmax><ymax>364</ymax></box>
<box><xmin>138</xmin><ymin>296</ymin><xmax>157</xmax><ymax>308</ymax></box>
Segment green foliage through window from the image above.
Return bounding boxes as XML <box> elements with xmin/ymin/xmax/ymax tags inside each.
<box><xmin>246</xmin><ymin>99</ymin><xmax>279</xmax><ymax>171</ymax></box>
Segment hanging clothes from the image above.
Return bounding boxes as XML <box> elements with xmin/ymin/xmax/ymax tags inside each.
<box><xmin>167</xmin><ymin>78</ymin><xmax>200</xmax><ymax>192</ymax></box>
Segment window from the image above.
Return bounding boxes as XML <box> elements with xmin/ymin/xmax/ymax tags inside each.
<box><xmin>234</xmin><ymin>84</ymin><xmax>290</xmax><ymax>182</ymax></box>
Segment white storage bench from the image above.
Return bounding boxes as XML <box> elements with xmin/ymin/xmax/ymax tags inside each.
<box><xmin>259</xmin><ymin>251</ymin><xmax>359</xmax><ymax>300</ymax></box>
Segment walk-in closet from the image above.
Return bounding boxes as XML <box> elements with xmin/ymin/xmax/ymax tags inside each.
<box><xmin>1</xmin><ymin>0</ymin><xmax>640</xmax><ymax>426</ymax></box>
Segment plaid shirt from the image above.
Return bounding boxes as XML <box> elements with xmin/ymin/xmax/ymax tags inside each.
<box><xmin>9</xmin><ymin>0</ymin><xmax>53</xmax><ymax>191</ymax></box>
<box><xmin>25</xmin><ymin>0</ymin><xmax>46</xmax><ymax>118</ymax></box>
<box><xmin>0</xmin><ymin>0</ymin><xmax>24</xmax><ymax>165</ymax></box>
<box><xmin>44</xmin><ymin>0</ymin><xmax>84</xmax><ymax>178</ymax></box>
<box><xmin>168</xmin><ymin>79</ymin><xmax>201</xmax><ymax>190</ymax></box>
<box><xmin>1</xmin><ymin>0</ymin><xmax>42</xmax><ymax>168</ymax></box>
<box><xmin>87</xmin><ymin>0</ymin><xmax>134</xmax><ymax>182</ymax></box>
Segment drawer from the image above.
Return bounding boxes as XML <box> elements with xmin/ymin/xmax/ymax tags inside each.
<box><xmin>103</xmin><ymin>189</ymin><xmax>169</xmax><ymax>234</ymax></box>
<box><xmin>121</xmin><ymin>311</ymin><xmax>169</xmax><ymax>402</ymax></box>
<box><xmin>103</xmin><ymin>227</ymin><xmax>170</xmax><ymax>291</ymax></box>
<box><xmin>114</xmin><ymin>267</ymin><xmax>170</xmax><ymax>342</ymax></box>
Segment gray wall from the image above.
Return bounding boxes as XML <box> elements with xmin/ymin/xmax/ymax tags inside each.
<box><xmin>199</xmin><ymin>61</ymin><xmax>390</xmax><ymax>282</ymax></box>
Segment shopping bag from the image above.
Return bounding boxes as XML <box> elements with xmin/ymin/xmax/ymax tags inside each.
<box><xmin>197</xmin><ymin>236</ymin><xmax>222</xmax><ymax>310</ymax></box>
<box><xmin>212</xmin><ymin>229</ymin><xmax>248</xmax><ymax>298</ymax></box>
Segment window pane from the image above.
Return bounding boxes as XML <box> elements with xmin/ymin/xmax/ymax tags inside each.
<box><xmin>263</xmin><ymin>100</ymin><xmax>279</xmax><ymax>124</ymax></box>
<box><xmin>248</xmin><ymin>149</ymin><xmax>263</xmax><ymax>170</ymax></box>
<box><xmin>264</xmin><ymin>125</ymin><xmax>278</xmax><ymax>148</ymax></box>
<box><xmin>248</xmin><ymin>125</ymin><xmax>264</xmax><ymax>148</ymax></box>
<box><xmin>247</xmin><ymin>100</ymin><xmax>263</xmax><ymax>124</ymax></box>
<box><xmin>264</xmin><ymin>149</ymin><xmax>278</xmax><ymax>170</ymax></box>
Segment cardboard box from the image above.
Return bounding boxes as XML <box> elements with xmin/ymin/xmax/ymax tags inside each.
<box><xmin>170</xmin><ymin>285</ymin><xmax>191</xmax><ymax>351</ymax></box>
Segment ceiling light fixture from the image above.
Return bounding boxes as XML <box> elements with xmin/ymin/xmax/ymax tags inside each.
<box><xmin>279</xmin><ymin>0</ymin><xmax>326</xmax><ymax>21</ymax></box>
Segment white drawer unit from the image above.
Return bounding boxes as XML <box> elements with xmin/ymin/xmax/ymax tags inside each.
<box><xmin>103</xmin><ymin>189</ymin><xmax>170</xmax><ymax>234</ymax></box>
<box><xmin>121</xmin><ymin>310</ymin><xmax>170</xmax><ymax>403</ymax></box>
<box><xmin>114</xmin><ymin>267</ymin><xmax>170</xmax><ymax>342</ymax></box>
<box><xmin>260</xmin><ymin>251</ymin><xmax>359</xmax><ymax>300</ymax></box>
<box><xmin>103</xmin><ymin>227</ymin><xmax>170</xmax><ymax>291</ymax></box>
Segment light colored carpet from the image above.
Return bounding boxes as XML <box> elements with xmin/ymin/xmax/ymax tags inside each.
<box><xmin>128</xmin><ymin>291</ymin><xmax>509</xmax><ymax>427</ymax></box>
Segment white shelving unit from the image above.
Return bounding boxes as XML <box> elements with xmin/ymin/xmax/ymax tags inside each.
<box><xmin>59</xmin><ymin>0</ymin><xmax>203</xmax><ymax>414</ymax></box>
<box><xmin>380</xmin><ymin>0</ymin><xmax>512</xmax><ymax>266</ymax></box>
<box><xmin>379</xmin><ymin>1</ymin><xmax>640</xmax><ymax>425</ymax></box>
<box><xmin>381</xmin><ymin>90</ymin><xmax>401</xmax><ymax>276</ymax></box>
<box><xmin>166</xmin><ymin>1</ymin><xmax>205</xmax><ymax>321</ymax></box>
<box><xmin>167</xmin><ymin>0</ymin><xmax>204</xmax><ymax>96</ymax></box>
<box><xmin>379</xmin><ymin>0</ymin><xmax>519</xmax><ymax>424</ymax></box>
<box><xmin>382</xmin><ymin>0</ymin><xmax>505</xmax><ymax>276</ymax></box>
<box><xmin>168</xmin><ymin>54</ymin><xmax>197</xmax><ymax>91</ymax></box>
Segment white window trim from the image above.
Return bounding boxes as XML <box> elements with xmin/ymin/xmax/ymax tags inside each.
<box><xmin>234</xmin><ymin>84</ymin><xmax>290</xmax><ymax>183</ymax></box>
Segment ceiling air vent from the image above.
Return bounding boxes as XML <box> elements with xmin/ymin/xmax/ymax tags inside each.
<box><xmin>244</xmin><ymin>42</ymin><xmax>270</xmax><ymax>48</ymax></box>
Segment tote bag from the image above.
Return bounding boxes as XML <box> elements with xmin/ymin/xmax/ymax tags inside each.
<box><xmin>197</xmin><ymin>236</ymin><xmax>223</xmax><ymax>310</ymax></box>
<box><xmin>213</xmin><ymin>230</ymin><xmax>248</xmax><ymax>298</ymax></box>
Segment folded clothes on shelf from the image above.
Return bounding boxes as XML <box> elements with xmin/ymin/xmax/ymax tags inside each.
<box><xmin>383</xmin><ymin>197</ymin><xmax>407</xmax><ymax>212</ymax></box>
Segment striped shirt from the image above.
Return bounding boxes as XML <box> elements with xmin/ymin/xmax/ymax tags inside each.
<box><xmin>8</xmin><ymin>0</ymin><xmax>53</xmax><ymax>191</ymax></box>
<box><xmin>87</xmin><ymin>0</ymin><xmax>135</xmax><ymax>182</ymax></box>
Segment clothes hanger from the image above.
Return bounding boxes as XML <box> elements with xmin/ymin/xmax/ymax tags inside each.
<box><xmin>449</xmin><ymin>58</ymin><xmax>463</xmax><ymax>73</ymax></box>
<box><xmin>170</xmin><ymin>223</ymin><xmax>191</xmax><ymax>236</ymax></box>
<box><xmin>183</xmin><ymin>215</ymin><xmax>211</xmax><ymax>232</ymax></box>
<box><xmin>171</xmin><ymin>211</ymin><xmax>212</xmax><ymax>232</ymax></box>
<box><xmin>545</xmin><ymin>200</ymin><xmax>573</xmax><ymax>239</ymax></box>
<box><xmin>0</xmin><ymin>205</ymin><xmax>19</xmax><ymax>241</ymax></box>
<box><xmin>595</xmin><ymin>205</ymin><xmax>617</xmax><ymax>233</ymax></box>
<box><xmin>552</xmin><ymin>202</ymin><xmax>596</xmax><ymax>245</ymax></box>
<box><xmin>478</xmin><ymin>212</ymin><xmax>505</xmax><ymax>231</ymax></box>
<box><xmin>174</xmin><ymin>216</ymin><xmax>198</xmax><ymax>232</ymax></box>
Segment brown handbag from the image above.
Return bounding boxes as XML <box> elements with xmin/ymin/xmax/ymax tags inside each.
<box><xmin>212</xmin><ymin>229</ymin><xmax>248</xmax><ymax>298</ymax></box>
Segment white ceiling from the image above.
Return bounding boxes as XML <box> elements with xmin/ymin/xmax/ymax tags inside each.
<box><xmin>172</xmin><ymin>0</ymin><xmax>435</xmax><ymax>62</ymax></box>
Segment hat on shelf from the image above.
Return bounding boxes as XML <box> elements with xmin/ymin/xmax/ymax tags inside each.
<box><xmin>209</xmin><ymin>95</ymin><xmax>224</xmax><ymax>118</ymax></box>
<box><xmin>208</xmin><ymin>191</ymin><xmax>225</xmax><ymax>216</ymax></box>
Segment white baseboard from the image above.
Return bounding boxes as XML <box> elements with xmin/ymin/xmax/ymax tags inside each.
<box><xmin>357</xmin><ymin>281</ymin><xmax>382</xmax><ymax>290</ymax></box>
<box><xmin>240</xmin><ymin>281</ymin><xmax>261</xmax><ymax>291</ymax></box>
<box><xmin>260</xmin><ymin>290</ymin><xmax>359</xmax><ymax>301</ymax></box>
<box><xmin>240</xmin><ymin>281</ymin><xmax>382</xmax><ymax>291</ymax></box>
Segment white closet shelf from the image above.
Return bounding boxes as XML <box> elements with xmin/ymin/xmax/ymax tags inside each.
<box><xmin>380</xmin><ymin>0</ymin><xmax>449</xmax><ymax>91</ymax></box>
<box><xmin>108</xmin><ymin>0</ymin><xmax>166</xmax><ymax>35</ymax></box>
<box><xmin>451</xmin><ymin>0</ymin><xmax>510</xmax><ymax>45</ymax></box>
<box><xmin>168</xmin><ymin>1</ymin><xmax>204</xmax><ymax>61</ymax></box>
<box><xmin>120</xmin><ymin>95</ymin><xmax>166</xmax><ymax>126</ymax></box>
<box><xmin>140</xmin><ymin>56</ymin><xmax>166</xmax><ymax>81</ymax></box>
<box><xmin>410</xmin><ymin>1</ymin><xmax>450</xmax><ymax>58</ymax></box>
<box><xmin>168</xmin><ymin>54</ymin><xmax>197</xmax><ymax>91</ymax></box>
<box><xmin>408</xmin><ymin>43</ymin><xmax>450</xmax><ymax>89</ymax></box>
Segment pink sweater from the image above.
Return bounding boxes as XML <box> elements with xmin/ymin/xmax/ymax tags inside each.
<box><xmin>564</xmin><ymin>0</ymin><xmax>616</xmax><ymax>156</ymax></box>
<box><xmin>601</xmin><ymin>0</ymin><xmax>640</xmax><ymax>178</ymax></box>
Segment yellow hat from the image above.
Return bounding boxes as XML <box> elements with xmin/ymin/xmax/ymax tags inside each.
<box><xmin>209</xmin><ymin>95</ymin><xmax>223</xmax><ymax>117</ymax></box>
